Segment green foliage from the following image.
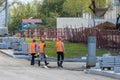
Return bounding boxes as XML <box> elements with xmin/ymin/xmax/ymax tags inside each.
<box><xmin>8</xmin><ymin>1</ymin><xmax>43</xmax><ymax>31</ymax></box>
<box><xmin>63</xmin><ymin>0</ymin><xmax>83</xmax><ymax>17</ymax></box>
<box><xmin>8</xmin><ymin>0</ymin><xmax>111</xmax><ymax>31</ymax></box>
<box><xmin>41</xmin><ymin>0</ymin><xmax>64</xmax><ymax>27</ymax></box>
<box><xmin>0</xmin><ymin>0</ymin><xmax>5</xmax><ymax>6</ymax></box>
<box><xmin>42</xmin><ymin>0</ymin><xmax>64</xmax><ymax>16</ymax></box>
<box><xmin>95</xmin><ymin>0</ymin><xmax>110</xmax><ymax>8</ymax></box>
<box><xmin>0</xmin><ymin>0</ymin><xmax>6</xmax><ymax>13</ymax></box>
<box><xmin>63</xmin><ymin>0</ymin><xmax>110</xmax><ymax>17</ymax></box>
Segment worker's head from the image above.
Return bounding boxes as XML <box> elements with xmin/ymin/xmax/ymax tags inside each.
<box><xmin>41</xmin><ymin>37</ymin><xmax>45</xmax><ymax>42</ymax></box>
<box><xmin>33</xmin><ymin>39</ymin><xmax>36</xmax><ymax>43</ymax></box>
<box><xmin>58</xmin><ymin>36</ymin><xmax>62</xmax><ymax>41</ymax></box>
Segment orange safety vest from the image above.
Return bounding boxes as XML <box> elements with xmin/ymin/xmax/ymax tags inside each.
<box><xmin>56</xmin><ymin>41</ymin><xmax>64</xmax><ymax>52</ymax></box>
<box><xmin>39</xmin><ymin>43</ymin><xmax>45</xmax><ymax>53</ymax></box>
<box><xmin>29</xmin><ymin>43</ymin><xmax>36</xmax><ymax>54</ymax></box>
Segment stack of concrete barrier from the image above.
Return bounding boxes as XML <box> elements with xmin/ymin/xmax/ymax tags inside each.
<box><xmin>12</xmin><ymin>38</ymin><xmax>24</xmax><ymax>50</ymax></box>
<box><xmin>0</xmin><ymin>37</ymin><xmax>24</xmax><ymax>49</ymax></box>
<box><xmin>0</xmin><ymin>37</ymin><xmax>30</xmax><ymax>59</ymax></box>
<box><xmin>11</xmin><ymin>37</ymin><xmax>29</xmax><ymax>55</ymax></box>
<box><xmin>99</xmin><ymin>54</ymin><xmax>120</xmax><ymax>72</ymax></box>
<box><xmin>114</xmin><ymin>56</ymin><xmax>120</xmax><ymax>66</ymax></box>
<box><xmin>0</xmin><ymin>37</ymin><xmax>39</xmax><ymax>59</ymax></box>
<box><xmin>114</xmin><ymin>56</ymin><xmax>120</xmax><ymax>73</ymax></box>
<box><xmin>4</xmin><ymin>37</ymin><xmax>17</xmax><ymax>49</ymax></box>
<box><xmin>99</xmin><ymin>56</ymin><xmax>115</xmax><ymax>70</ymax></box>
<box><xmin>14</xmin><ymin>43</ymin><xmax>29</xmax><ymax>55</ymax></box>
<box><xmin>0</xmin><ymin>37</ymin><xmax>10</xmax><ymax>49</ymax></box>
<box><xmin>0</xmin><ymin>27</ymin><xmax>8</xmax><ymax>36</ymax></box>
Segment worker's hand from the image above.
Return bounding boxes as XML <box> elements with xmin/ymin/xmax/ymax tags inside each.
<box><xmin>34</xmin><ymin>53</ymin><xmax>39</xmax><ymax>58</ymax></box>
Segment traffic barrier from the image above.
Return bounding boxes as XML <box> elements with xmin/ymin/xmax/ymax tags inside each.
<box><xmin>0</xmin><ymin>37</ymin><xmax>24</xmax><ymax>49</ymax></box>
<box><xmin>114</xmin><ymin>67</ymin><xmax>120</xmax><ymax>73</ymax></box>
<box><xmin>99</xmin><ymin>54</ymin><xmax>120</xmax><ymax>71</ymax></box>
<box><xmin>14</xmin><ymin>43</ymin><xmax>29</xmax><ymax>55</ymax></box>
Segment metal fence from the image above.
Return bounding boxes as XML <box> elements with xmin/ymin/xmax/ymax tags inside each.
<box><xmin>22</xmin><ymin>28</ymin><xmax>120</xmax><ymax>52</ymax></box>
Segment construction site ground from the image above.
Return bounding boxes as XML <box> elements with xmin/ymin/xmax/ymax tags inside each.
<box><xmin>0</xmin><ymin>51</ymin><xmax>118</xmax><ymax>80</ymax></box>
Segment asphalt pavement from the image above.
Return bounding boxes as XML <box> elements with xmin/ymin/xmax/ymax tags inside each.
<box><xmin>0</xmin><ymin>52</ymin><xmax>118</xmax><ymax>80</ymax></box>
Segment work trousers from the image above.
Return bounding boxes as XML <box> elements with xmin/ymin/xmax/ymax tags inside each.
<box><xmin>31</xmin><ymin>53</ymin><xmax>35</xmax><ymax>65</ymax></box>
<box><xmin>38</xmin><ymin>54</ymin><xmax>48</xmax><ymax>66</ymax></box>
<box><xmin>57</xmin><ymin>52</ymin><xmax>64</xmax><ymax>67</ymax></box>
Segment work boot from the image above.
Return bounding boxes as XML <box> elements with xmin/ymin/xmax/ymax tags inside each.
<box><xmin>60</xmin><ymin>63</ymin><xmax>63</xmax><ymax>68</ymax></box>
<box><xmin>57</xmin><ymin>62</ymin><xmax>60</xmax><ymax>67</ymax></box>
<box><xmin>45</xmin><ymin>62</ymin><xmax>49</xmax><ymax>66</ymax></box>
<box><xmin>45</xmin><ymin>61</ymin><xmax>49</xmax><ymax>66</ymax></box>
<box><xmin>31</xmin><ymin>61</ymin><xmax>34</xmax><ymax>66</ymax></box>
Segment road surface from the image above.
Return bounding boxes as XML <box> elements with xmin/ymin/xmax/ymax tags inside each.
<box><xmin>0</xmin><ymin>52</ymin><xmax>118</xmax><ymax>80</ymax></box>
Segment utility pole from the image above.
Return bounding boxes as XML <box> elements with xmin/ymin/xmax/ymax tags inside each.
<box><xmin>5</xmin><ymin>0</ymin><xmax>8</xmax><ymax>28</ymax></box>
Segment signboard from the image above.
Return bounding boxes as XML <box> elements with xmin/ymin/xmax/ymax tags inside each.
<box><xmin>21</xmin><ymin>19</ymin><xmax>42</xmax><ymax>30</ymax></box>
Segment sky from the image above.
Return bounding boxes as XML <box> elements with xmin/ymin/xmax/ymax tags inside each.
<box><xmin>8</xmin><ymin>0</ymin><xmax>32</xmax><ymax>3</ymax></box>
<box><xmin>8</xmin><ymin>0</ymin><xmax>43</xmax><ymax>4</ymax></box>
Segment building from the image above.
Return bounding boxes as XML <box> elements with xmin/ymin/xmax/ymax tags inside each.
<box><xmin>57</xmin><ymin>18</ymin><xmax>116</xmax><ymax>28</ymax></box>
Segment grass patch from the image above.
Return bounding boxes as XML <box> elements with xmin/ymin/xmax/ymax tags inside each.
<box><xmin>25</xmin><ymin>38</ymin><xmax>113</xmax><ymax>58</ymax></box>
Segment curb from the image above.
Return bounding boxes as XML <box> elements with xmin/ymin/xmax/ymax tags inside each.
<box><xmin>85</xmin><ymin>69</ymin><xmax>120</xmax><ymax>79</ymax></box>
<box><xmin>0</xmin><ymin>49</ymin><xmax>14</xmax><ymax>58</ymax></box>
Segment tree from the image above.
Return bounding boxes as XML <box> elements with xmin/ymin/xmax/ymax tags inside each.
<box><xmin>0</xmin><ymin>0</ymin><xmax>6</xmax><ymax>13</ymax></box>
<box><xmin>0</xmin><ymin>0</ymin><xmax>5</xmax><ymax>6</ymax></box>
<box><xmin>42</xmin><ymin>0</ymin><xmax>64</xmax><ymax>16</ymax></box>
<box><xmin>41</xmin><ymin>0</ymin><xmax>65</xmax><ymax>27</ymax></box>
<box><xmin>9</xmin><ymin>2</ymin><xmax>37</xmax><ymax>31</ymax></box>
<box><xmin>63</xmin><ymin>0</ymin><xmax>110</xmax><ymax>17</ymax></box>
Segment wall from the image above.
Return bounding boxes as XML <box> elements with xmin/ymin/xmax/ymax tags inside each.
<box><xmin>57</xmin><ymin>18</ymin><xmax>88</xmax><ymax>28</ymax></box>
<box><xmin>57</xmin><ymin>18</ymin><xmax>116</xmax><ymax>28</ymax></box>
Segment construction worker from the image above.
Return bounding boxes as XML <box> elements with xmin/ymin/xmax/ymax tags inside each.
<box><xmin>56</xmin><ymin>36</ymin><xmax>64</xmax><ymax>68</ymax></box>
<box><xmin>38</xmin><ymin>37</ymin><xmax>49</xmax><ymax>67</ymax></box>
<box><xmin>29</xmin><ymin>39</ymin><xmax>37</xmax><ymax>65</ymax></box>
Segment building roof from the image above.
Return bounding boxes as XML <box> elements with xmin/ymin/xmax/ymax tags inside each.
<box><xmin>22</xmin><ymin>19</ymin><xmax>42</xmax><ymax>23</ymax></box>
<box><xmin>93</xmin><ymin>21</ymin><xmax>116</xmax><ymax>29</ymax></box>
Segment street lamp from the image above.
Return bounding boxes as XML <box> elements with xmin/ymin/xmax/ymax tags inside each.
<box><xmin>5</xmin><ymin>0</ymin><xmax>8</xmax><ymax>28</ymax></box>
